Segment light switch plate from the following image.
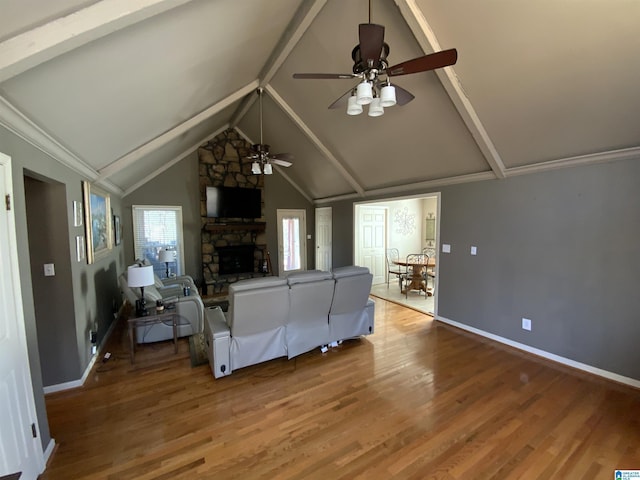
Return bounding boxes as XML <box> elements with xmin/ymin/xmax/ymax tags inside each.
<box><xmin>442</xmin><ymin>244</ymin><xmax>451</xmax><ymax>253</ymax></box>
<box><xmin>471</xmin><ymin>246</ymin><xmax>477</xmax><ymax>255</ymax></box>
<box><xmin>43</xmin><ymin>263</ymin><xmax>55</xmax><ymax>276</ymax></box>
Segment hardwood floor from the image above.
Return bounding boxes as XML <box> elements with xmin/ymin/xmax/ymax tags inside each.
<box><xmin>40</xmin><ymin>298</ymin><xmax>640</xmax><ymax>479</ymax></box>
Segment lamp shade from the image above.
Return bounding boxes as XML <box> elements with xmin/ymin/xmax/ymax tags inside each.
<box><xmin>158</xmin><ymin>249</ymin><xmax>174</xmax><ymax>263</ymax></box>
<box><xmin>356</xmin><ymin>81</ymin><xmax>373</xmax><ymax>105</ymax></box>
<box><xmin>380</xmin><ymin>84</ymin><xmax>397</xmax><ymax>107</ymax></box>
<box><xmin>263</xmin><ymin>163</ymin><xmax>273</xmax><ymax>175</ymax></box>
<box><xmin>347</xmin><ymin>95</ymin><xmax>363</xmax><ymax>115</ymax></box>
<box><xmin>127</xmin><ymin>264</ymin><xmax>154</xmax><ymax>288</ymax></box>
<box><xmin>251</xmin><ymin>161</ymin><xmax>261</xmax><ymax>174</ymax></box>
<box><xmin>368</xmin><ymin>97</ymin><xmax>384</xmax><ymax>117</ymax></box>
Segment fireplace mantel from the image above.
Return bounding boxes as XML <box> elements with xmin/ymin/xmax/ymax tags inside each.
<box><xmin>203</xmin><ymin>222</ymin><xmax>266</xmax><ymax>233</ymax></box>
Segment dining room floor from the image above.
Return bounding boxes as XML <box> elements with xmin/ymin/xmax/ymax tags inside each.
<box><xmin>370</xmin><ymin>279</ymin><xmax>435</xmax><ymax>316</ymax></box>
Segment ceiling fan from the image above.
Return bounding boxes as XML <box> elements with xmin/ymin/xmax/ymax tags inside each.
<box><xmin>246</xmin><ymin>88</ymin><xmax>293</xmax><ymax>175</ymax></box>
<box><xmin>292</xmin><ymin>1</ymin><xmax>457</xmax><ymax>116</ymax></box>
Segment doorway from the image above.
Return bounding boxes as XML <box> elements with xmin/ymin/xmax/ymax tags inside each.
<box><xmin>354</xmin><ymin>193</ymin><xmax>440</xmax><ymax>316</ymax></box>
<box><xmin>24</xmin><ymin>175</ymin><xmax>77</xmax><ymax>388</ymax></box>
<box><xmin>315</xmin><ymin>207</ymin><xmax>332</xmax><ymax>271</ymax></box>
<box><xmin>277</xmin><ymin>209</ymin><xmax>307</xmax><ymax>274</ymax></box>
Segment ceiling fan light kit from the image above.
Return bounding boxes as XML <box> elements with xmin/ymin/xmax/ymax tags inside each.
<box><xmin>347</xmin><ymin>94</ymin><xmax>363</xmax><ymax>115</ymax></box>
<box><xmin>356</xmin><ymin>81</ymin><xmax>373</xmax><ymax>105</ymax></box>
<box><xmin>246</xmin><ymin>88</ymin><xmax>294</xmax><ymax>175</ymax></box>
<box><xmin>292</xmin><ymin>2</ymin><xmax>457</xmax><ymax>119</ymax></box>
<box><xmin>380</xmin><ymin>83</ymin><xmax>396</xmax><ymax>107</ymax></box>
<box><xmin>368</xmin><ymin>97</ymin><xmax>384</xmax><ymax>117</ymax></box>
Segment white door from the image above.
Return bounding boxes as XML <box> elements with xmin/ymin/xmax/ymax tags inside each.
<box><xmin>315</xmin><ymin>207</ymin><xmax>332</xmax><ymax>271</ymax></box>
<box><xmin>0</xmin><ymin>153</ymin><xmax>44</xmax><ymax>479</ymax></box>
<box><xmin>357</xmin><ymin>206</ymin><xmax>386</xmax><ymax>284</ymax></box>
<box><xmin>277</xmin><ymin>209</ymin><xmax>307</xmax><ymax>274</ymax></box>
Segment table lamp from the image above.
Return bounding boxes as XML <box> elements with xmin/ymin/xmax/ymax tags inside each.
<box><xmin>128</xmin><ymin>264</ymin><xmax>154</xmax><ymax>316</ymax></box>
<box><xmin>158</xmin><ymin>249</ymin><xmax>175</xmax><ymax>278</ymax></box>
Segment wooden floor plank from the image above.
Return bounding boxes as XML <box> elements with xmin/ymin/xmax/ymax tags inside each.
<box><xmin>40</xmin><ymin>298</ymin><xmax>640</xmax><ymax>479</ymax></box>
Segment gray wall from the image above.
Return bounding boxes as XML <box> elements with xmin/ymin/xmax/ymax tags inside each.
<box><xmin>121</xmin><ymin>149</ymin><xmax>315</xmax><ymax>282</ymax></box>
<box><xmin>437</xmin><ymin>159</ymin><xmax>640</xmax><ymax>380</ymax></box>
<box><xmin>1</xmin><ymin>124</ymin><xmax>125</xmax><ymax>450</ymax></box>
<box><xmin>121</xmin><ymin>151</ymin><xmax>202</xmax><ymax>282</ymax></box>
<box><xmin>325</xmin><ymin>158</ymin><xmax>640</xmax><ymax>380</ymax></box>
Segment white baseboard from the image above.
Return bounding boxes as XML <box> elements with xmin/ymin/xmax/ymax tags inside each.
<box><xmin>43</xmin><ymin>438</ymin><xmax>55</xmax><ymax>465</ymax></box>
<box><xmin>435</xmin><ymin>315</ymin><xmax>640</xmax><ymax>389</ymax></box>
<box><xmin>43</xmin><ymin>310</ymin><xmax>120</xmax><ymax>394</ymax></box>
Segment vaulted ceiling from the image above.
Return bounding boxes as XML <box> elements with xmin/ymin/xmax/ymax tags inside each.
<box><xmin>1</xmin><ymin>0</ymin><xmax>639</xmax><ymax>203</ymax></box>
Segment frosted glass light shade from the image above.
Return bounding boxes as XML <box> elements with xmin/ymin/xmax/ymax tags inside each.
<box><xmin>263</xmin><ymin>163</ymin><xmax>273</xmax><ymax>175</ymax></box>
<box><xmin>128</xmin><ymin>265</ymin><xmax>154</xmax><ymax>287</ymax></box>
<box><xmin>368</xmin><ymin>98</ymin><xmax>384</xmax><ymax>117</ymax></box>
<box><xmin>356</xmin><ymin>81</ymin><xmax>373</xmax><ymax>105</ymax></box>
<box><xmin>380</xmin><ymin>84</ymin><xmax>397</xmax><ymax>107</ymax></box>
<box><xmin>347</xmin><ymin>95</ymin><xmax>363</xmax><ymax>115</ymax></box>
<box><xmin>251</xmin><ymin>161</ymin><xmax>261</xmax><ymax>174</ymax></box>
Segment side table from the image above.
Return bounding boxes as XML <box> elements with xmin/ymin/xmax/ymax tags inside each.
<box><xmin>128</xmin><ymin>308</ymin><xmax>178</xmax><ymax>364</ymax></box>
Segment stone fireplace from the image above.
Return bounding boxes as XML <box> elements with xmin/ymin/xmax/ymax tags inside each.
<box><xmin>199</xmin><ymin>129</ymin><xmax>268</xmax><ymax>295</ymax></box>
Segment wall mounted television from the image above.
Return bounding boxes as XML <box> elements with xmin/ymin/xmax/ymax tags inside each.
<box><xmin>206</xmin><ymin>186</ymin><xmax>261</xmax><ymax>219</ymax></box>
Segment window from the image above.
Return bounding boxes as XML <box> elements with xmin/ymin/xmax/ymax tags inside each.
<box><xmin>132</xmin><ymin>205</ymin><xmax>184</xmax><ymax>278</ymax></box>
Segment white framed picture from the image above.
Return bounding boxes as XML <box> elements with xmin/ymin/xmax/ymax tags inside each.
<box><xmin>76</xmin><ymin>235</ymin><xmax>86</xmax><ymax>262</ymax></box>
<box><xmin>73</xmin><ymin>200</ymin><xmax>83</xmax><ymax>227</ymax></box>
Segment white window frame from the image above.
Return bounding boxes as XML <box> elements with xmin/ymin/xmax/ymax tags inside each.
<box><xmin>132</xmin><ymin>205</ymin><xmax>185</xmax><ymax>278</ymax></box>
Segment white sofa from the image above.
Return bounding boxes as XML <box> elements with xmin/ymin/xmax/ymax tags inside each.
<box><xmin>119</xmin><ymin>269</ymin><xmax>204</xmax><ymax>343</ymax></box>
<box><xmin>204</xmin><ymin>266</ymin><xmax>375</xmax><ymax>378</ymax></box>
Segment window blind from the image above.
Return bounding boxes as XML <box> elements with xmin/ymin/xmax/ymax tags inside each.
<box><xmin>132</xmin><ymin>205</ymin><xmax>184</xmax><ymax>278</ymax></box>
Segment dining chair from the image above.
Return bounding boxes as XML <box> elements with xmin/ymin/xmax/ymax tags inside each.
<box><xmin>385</xmin><ymin>248</ymin><xmax>404</xmax><ymax>289</ymax></box>
<box><xmin>421</xmin><ymin>248</ymin><xmax>436</xmax><ymax>292</ymax></box>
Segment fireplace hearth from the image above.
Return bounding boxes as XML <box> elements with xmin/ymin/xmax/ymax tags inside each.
<box><xmin>217</xmin><ymin>245</ymin><xmax>255</xmax><ymax>275</ymax></box>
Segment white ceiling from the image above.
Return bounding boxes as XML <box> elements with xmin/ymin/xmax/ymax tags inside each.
<box><xmin>1</xmin><ymin>0</ymin><xmax>639</xmax><ymax>202</ymax></box>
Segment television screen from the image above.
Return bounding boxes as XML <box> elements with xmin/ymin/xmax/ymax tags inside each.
<box><xmin>206</xmin><ymin>186</ymin><xmax>261</xmax><ymax>218</ymax></box>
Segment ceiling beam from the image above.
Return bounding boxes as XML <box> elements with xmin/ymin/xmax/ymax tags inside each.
<box><xmin>122</xmin><ymin>124</ymin><xmax>231</xmax><ymax>197</ymax></box>
<box><xmin>0</xmin><ymin>0</ymin><xmax>195</xmax><ymax>83</ymax></box>
<box><xmin>98</xmin><ymin>80</ymin><xmax>259</xmax><ymax>181</ymax></box>
<box><xmin>265</xmin><ymin>85</ymin><xmax>365</xmax><ymax>197</ymax></box>
<box><xmin>229</xmin><ymin>0</ymin><xmax>327</xmax><ymax>128</ymax></box>
<box><xmin>394</xmin><ymin>0</ymin><xmax>506</xmax><ymax>179</ymax></box>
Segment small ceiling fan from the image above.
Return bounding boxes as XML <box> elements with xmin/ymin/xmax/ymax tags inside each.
<box><xmin>292</xmin><ymin>1</ymin><xmax>457</xmax><ymax>116</ymax></box>
<box><xmin>246</xmin><ymin>88</ymin><xmax>293</xmax><ymax>174</ymax></box>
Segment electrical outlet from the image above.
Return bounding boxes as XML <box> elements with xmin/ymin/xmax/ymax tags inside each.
<box><xmin>522</xmin><ymin>317</ymin><xmax>532</xmax><ymax>331</ymax></box>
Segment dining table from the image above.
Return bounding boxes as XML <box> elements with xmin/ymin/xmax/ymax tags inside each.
<box><xmin>393</xmin><ymin>256</ymin><xmax>436</xmax><ymax>296</ymax></box>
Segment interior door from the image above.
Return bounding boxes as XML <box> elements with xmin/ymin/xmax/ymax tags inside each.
<box><xmin>315</xmin><ymin>207</ymin><xmax>332</xmax><ymax>271</ymax></box>
<box><xmin>277</xmin><ymin>209</ymin><xmax>307</xmax><ymax>274</ymax></box>
<box><xmin>357</xmin><ymin>206</ymin><xmax>386</xmax><ymax>284</ymax></box>
<box><xmin>0</xmin><ymin>153</ymin><xmax>44</xmax><ymax>479</ymax></box>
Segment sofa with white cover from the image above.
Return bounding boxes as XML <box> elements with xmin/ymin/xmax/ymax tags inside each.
<box><xmin>119</xmin><ymin>268</ymin><xmax>204</xmax><ymax>343</ymax></box>
<box><xmin>204</xmin><ymin>266</ymin><xmax>375</xmax><ymax>378</ymax></box>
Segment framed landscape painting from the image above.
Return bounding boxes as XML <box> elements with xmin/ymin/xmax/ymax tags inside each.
<box><xmin>82</xmin><ymin>181</ymin><xmax>112</xmax><ymax>264</ymax></box>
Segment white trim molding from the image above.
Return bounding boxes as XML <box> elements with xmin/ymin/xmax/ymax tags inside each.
<box><xmin>436</xmin><ymin>315</ymin><xmax>640</xmax><ymax>390</ymax></box>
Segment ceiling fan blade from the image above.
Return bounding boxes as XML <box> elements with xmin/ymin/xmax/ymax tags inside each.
<box><xmin>272</xmin><ymin>152</ymin><xmax>293</xmax><ymax>162</ymax></box>
<box><xmin>359</xmin><ymin>23</ymin><xmax>385</xmax><ymax>67</ymax></box>
<box><xmin>394</xmin><ymin>85</ymin><xmax>415</xmax><ymax>106</ymax></box>
<box><xmin>328</xmin><ymin>88</ymin><xmax>355</xmax><ymax>109</ymax></box>
<box><xmin>271</xmin><ymin>158</ymin><xmax>293</xmax><ymax>167</ymax></box>
<box><xmin>387</xmin><ymin>48</ymin><xmax>458</xmax><ymax>76</ymax></box>
<box><xmin>293</xmin><ymin>73</ymin><xmax>356</xmax><ymax>80</ymax></box>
